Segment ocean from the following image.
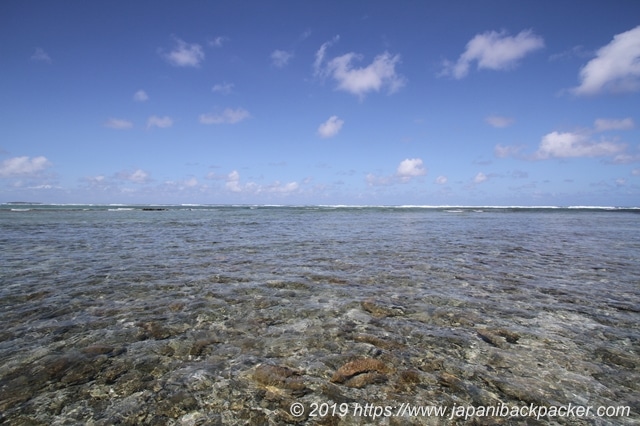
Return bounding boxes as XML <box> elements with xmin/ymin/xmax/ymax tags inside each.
<box><xmin>1</xmin><ymin>204</ymin><xmax>639</xmax><ymax>425</ymax></box>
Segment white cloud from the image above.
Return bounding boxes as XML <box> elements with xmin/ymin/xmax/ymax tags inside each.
<box><xmin>534</xmin><ymin>131</ymin><xmax>625</xmax><ymax>159</ymax></box>
<box><xmin>30</xmin><ymin>47</ymin><xmax>51</xmax><ymax>63</ymax></box>
<box><xmin>397</xmin><ymin>158</ymin><xmax>426</xmax><ymax>180</ymax></box>
<box><xmin>485</xmin><ymin>115</ymin><xmax>514</xmax><ymax>128</ymax></box>
<box><xmin>494</xmin><ymin>144</ymin><xmax>525</xmax><ymax>158</ymax></box>
<box><xmin>435</xmin><ymin>175</ymin><xmax>448</xmax><ymax>184</ymax></box>
<box><xmin>572</xmin><ymin>25</ymin><xmax>640</xmax><ymax>95</ymax></box>
<box><xmin>366</xmin><ymin>158</ymin><xmax>427</xmax><ymax>186</ymax></box>
<box><xmin>365</xmin><ymin>173</ymin><xmax>394</xmax><ymax>186</ymax></box>
<box><xmin>162</xmin><ymin>37</ymin><xmax>204</xmax><ymax>67</ymax></box>
<box><xmin>208</xmin><ymin>36</ymin><xmax>228</xmax><ymax>47</ymax></box>
<box><xmin>325</xmin><ymin>51</ymin><xmax>405</xmax><ymax>98</ymax></box>
<box><xmin>0</xmin><ymin>156</ymin><xmax>51</xmax><ymax>177</ymax></box>
<box><xmin>104</xmin><ymin>118</ymin><xmax>133</xmax><ymax>129</ymax></box>
<box><xmin>611</xmin><ymin>153</ymin><xmax>640</xmax><ymax>164</ymax></box>
<box><xmin>271</xmin><ymin>50</ymin><xmax>293</xmax><ymax>67</ymax></box>
<box><xmin>265</xmin><ymin>181</ymin><xmax>299</xmax><ymax>194</ymax></box>
<box><xmin>314</xmin><ymin>35</ymin><xmax>340</xmax><ymax>77</ymax></box>
<box><xmin>224</xmin><ymin>170</ymin><xmax>298</xmax><ymax>195</ymax></box>
<box><xmin>147</xmin><ymin>115</ymin><xmax>173</xmax><ymax>129</ymax></box>
<box><xmin>474</xmin><ymin>172</ymin><xmax>488</xmax><ymax>183</ymax></box>
<box><xmin>442</xmin><ymin>29</ymin><xmax>544</xmax><ymax>79</ymax></box>
<box><xmin>212</xmin><ymin>82</ymin><xmax>234</xmax><ymax>94</ymax></box>
<box><xmin>632</xmin><ymin>169</ymin><xmax>640</xmax><ymax>176</ymax></box>
<box><xmin>117</xmin><ymin>169</ymin><xmax>149</xmax><ymax>183</ymax></box>
<box><xmin>594</xmin><ymin>118</ymin><xmax>634</xmax><ymax>132</ymax></box>
<box><xmin>317</xmin><ymin>115</ymin><xmax>344</xmax><ymax>138</ymax></box>
<box><xmin>497</xmin><ymin>118</ymin><xmax>633</xmax><ymax>160</ymax></box>
<box><xmin>133</xmin><ymin>90</ymin><xmax>149</xmax><ymax>102</ymax></box>
<box><xmin>225</xmin><ymin>170</ymin><xmax>241</xmax><ymax>192</ymax></box>
<box><xmin>199</xmin><ymin>108</ymin><xmax>250</xmax><ymax>125</ymax></box>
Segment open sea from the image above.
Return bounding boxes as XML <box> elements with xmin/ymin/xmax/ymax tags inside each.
<box><xmin>1</xmin><ymin>204</ymin><xmax>639</xmax><ymax>425</ymax></box>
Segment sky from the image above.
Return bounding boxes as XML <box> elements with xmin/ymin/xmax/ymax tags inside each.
<box><xmin>1</xmin><ymin>1</ymin><xmax>640</xmax><ymax>206</ymax></box>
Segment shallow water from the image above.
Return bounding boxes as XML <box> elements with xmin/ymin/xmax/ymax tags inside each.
<box><xmin>1</xmin><ymin>206</ymin><xmax>639</xmax><ymax>425</ymax></box>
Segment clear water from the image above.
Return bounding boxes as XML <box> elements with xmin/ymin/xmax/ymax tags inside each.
<box><xmin>1</xmin><ymin>205</ymin><xmax>639</xmax><ymax>425</ymax></box>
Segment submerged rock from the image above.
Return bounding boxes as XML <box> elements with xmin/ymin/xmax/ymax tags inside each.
<box><xmin>361</xmin><ymin>299</ymin><xmax>405</xmax><ymax>318</ymax></box>
<box><xmin>252</xmin><ymin>364</ymin><xmax>308</xmax><ymax>395</ymax></box>
<box><xmin>331</xmin><ymin>357</ymin><xmax>393</xmax><ymax>384</ymax></box>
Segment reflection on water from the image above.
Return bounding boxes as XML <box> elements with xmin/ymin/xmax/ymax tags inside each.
<box><xmin>0</xmin><ymin>206</ymin><xmax>639</xmax><ymax>424</ymax></box>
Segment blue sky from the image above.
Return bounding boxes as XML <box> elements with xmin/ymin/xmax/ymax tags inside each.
<box><xmin>1</xmin><ymin>1</ymin><xmax>640</xmax><ymax>206</ymax></box>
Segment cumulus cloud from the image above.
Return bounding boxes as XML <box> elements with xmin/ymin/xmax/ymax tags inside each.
<box><xmin>397</xmin><ymin>158</ymin><xmax>427</xmax><ymax>180</ymax></box>
<box><xmin>104</xmin><ymin>118</ymin><xmax>133</xmax><ymax>129</ymax></box>
<box><xmin>224</xmin><ymin>170</ymin><xmax>298</xmax><ymax>195</ymax></box>
<box><xmin>367</xmin><ymin>158</ymin><xmax>426</xmax><ymax>186</ymax></box>
<box><xmin>225</xmin><ymin>170</ymin><xmax>241</xmax><ymax>192</ymax></box>
<box><xmin>199</xmin><ymin>108</ymin><xmax>250</xmax><ymax>125</ymax></box>
<box><xmin>0</xmin><ymin>156</ymin><xmax>51</xmax><ymax>177</ymax></box>
<box><xmin>117</xmin><ymin>169</ymin><xmax>149</xmax><ymax>183</ymax></box>
<box><xmin>133</xmin><ymin>90</ymin><xmax>149</xmax><ymax>102</ymax></box>
<box><xmin>265</xmin><ymin>181</ymin><xmax>299</xmax><ymax>194</ymax></box>
<box><xmin>485</xmin><ymin>115</ymin><xmax>514</xmax><ymax>128</ymax></box>
<box><xmin>474</xmin><ymin>172</ymin><xmax>488</xmax><ymax>183</ymax></box>
<box><xmin>594</xmin><ymin>117</ymin><xmax>634</xmax><ymax>132</ymax></box>
<box><xmin>147</xmin><ymin>115</ymin><xmax>173</xmax><ymax>129</ymax></box>
<box><xmin>161</xmin><ymin>37</ymin><xmax>204</xmax><ymax>67</ymax></box>
<box><xmin>572</xmin><ymin>25</ymin><xmax>640</xmax><ymax>95</ymax></box>
<box><xmin>497</xmin><ymin>117</ymin><xmax>633</xmax><ymax>160</ymax></box>
<box><xmin>212</xmin><ymin>82</ymin><xmax>234</xmax><ymax>94</ymax></box>
<box><xmin>441</xmin><ymin>29</ymin><xmax>544</xmax><ymax>79</ymax></box>
<box><xmin>314</xmin><ymin>37</ymin><xmax>404</xmax><ymax>98</ymax></box>
<box><xmin>534</xmin><ymin>131</ymin><xmax>625</xmax><ymax>159</ymax></box>
<box><xmin>317</xmin><ymin>115</ymin><xmax>344</xmax><ymax>138</ymax></box>
<box><xmin>435</xmin><ymin>175</ymin><xmax>448</xmax><ymax>184</ymax></box>
<box><xmin>271</xmin><ymin>49</ymin><xmax>293</xmax><ymax>67</ymax></box>
<box><xmin>325</xmin><ymin>52</ymin><xmax>405</xmax><ymax>98</ymax></box>
<box><xmin>30</xmin><ymin>47</ymin><xmax>51</xmax><ymax>63</ymax></box>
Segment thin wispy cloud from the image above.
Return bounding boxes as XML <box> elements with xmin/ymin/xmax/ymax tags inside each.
<box><xmin>133</xmin><ymin>90</ymin><xmax>149</xmax><ymax>102</ymax></box>
<box><xmin>116</xmin><ymin>169</ymin><xmax>150</xmax><ymax>183</ymax></box>
<box><xmin>208</xmin><ymin>36</ymin><xmax>228</xmax><ymax>47</ymax></box>
<box><xmin>212</xmin><ymin>82</ymin><xmax>234</xmax><ymax>94</ymax></box>
<box><xmin>441</xmin><ymin>29</ymin><xmax>544</xmax><ymax>79</ymax></box>
<box><xmin>199</xmin><ymin>108</ymin><xmax>251</xmax><ymax>125</ymax></box>
<box><xmin>161</xmin><ymin>37</ymin><xmax>205</xmax><ymax>67</ymax></box>
<box><xmin>572</xmin><ymin>25</ymin><xmax>640</xmax><ymax>95</ymax></box>
<box><xmin>271</xmin><ymin>50</ymin><xmax>293</xmax><ymax>68</ymax></box>
<box><xmin>30</xmin><ymin>47</ymin><xmax>51</xmax><ymax>63</ymax></box>
<box><xmin>594</xmin><ymin>118</ymin><xmax>634</xmax><ymax>132</ymax></box>
<box><xmin>485</xmin><ymin>115</ymin><xmax>515</xmax><ymax>128</ymax></box>
<box><xmin>147</xmin><ymin>115</ymin><xmax>173</xmax><ymax>129</ymax></box>
<box><xmin>104</xmin><ymin>118</ymin><xmax>133</xmax><ymax>129</ymax></box>
<box><xmin>314</xmin><ymin>35</ymin><xmax>340</xmax><ymax>77</ymax></box>
<box><xmin>317</xmin><ymin>115</ymin><xmax>344</xmax><ymax>138</ymax></box>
